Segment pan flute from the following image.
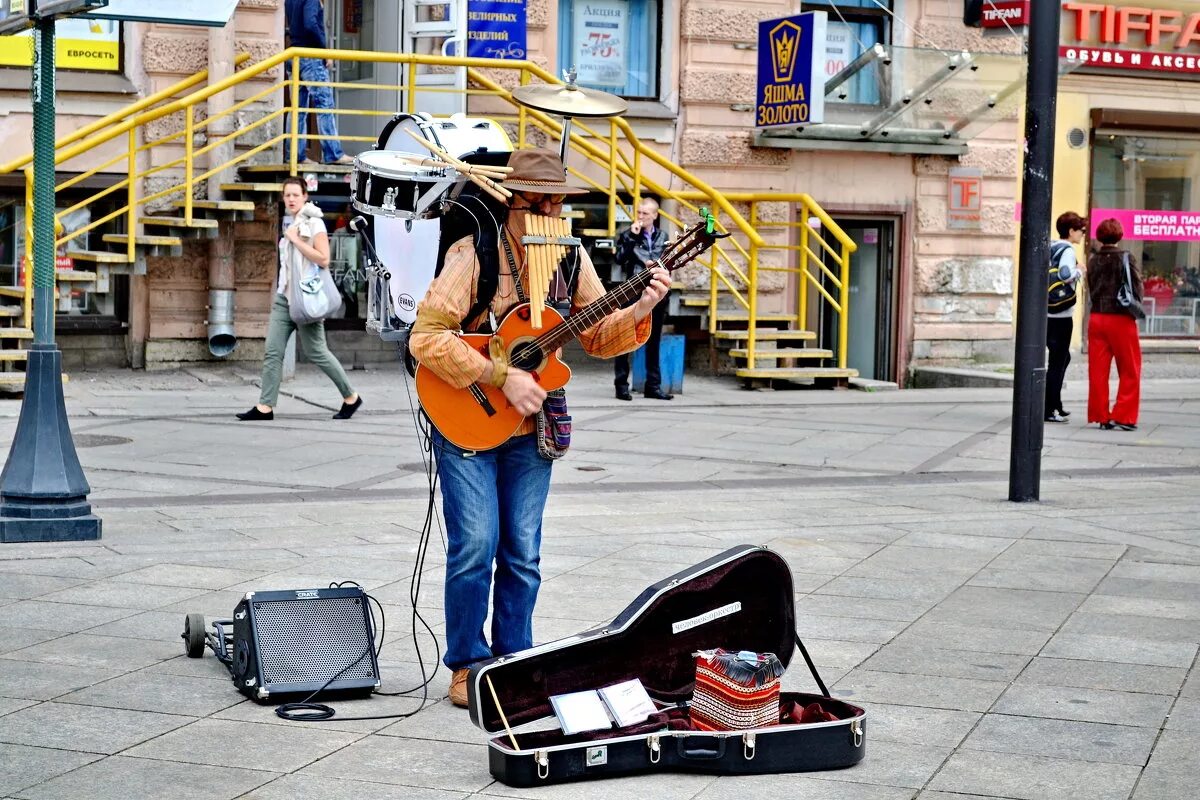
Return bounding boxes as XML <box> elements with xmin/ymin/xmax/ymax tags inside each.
<box><xmin>521</xmin><ymin>215</ymin><xmax>581</xmax><ymax>329</ymax></box>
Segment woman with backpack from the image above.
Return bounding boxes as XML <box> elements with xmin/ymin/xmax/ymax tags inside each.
<box><xmin>1046</xmin><ymin>212</ymin><xmax>1087</xmax><ymax>423</ymax></box>
<box><xmin>1086</xmin><ymin>217</ymin><xmax>1143</xmax><ymax>431</ymax></box>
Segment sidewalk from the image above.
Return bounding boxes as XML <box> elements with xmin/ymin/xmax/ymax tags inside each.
<box><xmin>0</xmin><ymin>359</ymin><xmax>1197</xmax><ymax>799</ymax></box>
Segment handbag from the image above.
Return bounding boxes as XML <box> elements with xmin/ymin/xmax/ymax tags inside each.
<box><xmin>535</xmin><ymin>388</ymin><xmax>572</xmax><ymax>461</ymax></box>
<box><xmin>1116</xmin><ymin>251</ymin><xmax>1146</xmax><ymax>321</ymax></box>
<box><xmin>286</xmin><ymin>254</ymin><xmax>343</xmax><ymax>326</ymax></box>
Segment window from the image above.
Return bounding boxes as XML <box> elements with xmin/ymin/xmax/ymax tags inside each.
<box><xmin>804</xmin><ymin>0</ymin><xmax>892</xmax><ymax>106</ymax></box>
<box><xmin>1092</xmin><ymin>132</ymin><xmax>1200</xmax><ymax>338</ymax></box>
<box><xmin>558</xmin><ymin>0</ymin><xmax>660</xmax><ymax>99</ymax></box>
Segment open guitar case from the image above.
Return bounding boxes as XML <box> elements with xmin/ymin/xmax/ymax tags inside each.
<box><xmin>466</xmin><ymin>544</ymin><xmax>866</xmax><ymax>786</ymax></box>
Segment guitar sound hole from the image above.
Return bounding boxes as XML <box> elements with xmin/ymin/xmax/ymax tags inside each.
<box><xmin>511</xmin><ymin>343</ymin><xmax>543</xmax><ymax>372</ymax></box>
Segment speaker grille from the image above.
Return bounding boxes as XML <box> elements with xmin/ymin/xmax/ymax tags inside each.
<box><xmin>253</xmin><ymin>596</ymin><xmax>375</xmax><ymax>685</ymax></box>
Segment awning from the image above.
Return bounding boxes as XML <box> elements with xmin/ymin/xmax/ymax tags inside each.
<box><xmin>755</xmin><ymin>45</ymin><xmax>1034</xmax><ymax>156</ymax></box>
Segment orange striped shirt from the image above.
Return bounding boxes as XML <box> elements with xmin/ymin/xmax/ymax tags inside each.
<box><xmin>410</xmin><ymin>211</ymin><xmax>651</xmax><ymax>437</ymax></box>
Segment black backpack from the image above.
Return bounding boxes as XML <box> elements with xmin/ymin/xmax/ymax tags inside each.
<box><xmin>1048</xmin><ymin>241</ymin><xmax>1077</xmax><ymax>312</ymax></box>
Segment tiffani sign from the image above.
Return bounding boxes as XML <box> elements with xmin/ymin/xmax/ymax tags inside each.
<box><xmin>1061</xmin><ymin>2</ymin><xmax>1200</xmax><ymax>76</ymax></box>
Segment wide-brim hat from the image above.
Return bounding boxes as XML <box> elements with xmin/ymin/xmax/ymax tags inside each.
<box><xmin>503</xmin><ymin>149</ymin><xmax>588</xmax><ymax>196</ymax></box>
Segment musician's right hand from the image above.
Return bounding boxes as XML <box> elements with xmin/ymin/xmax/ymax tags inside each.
<box><xmin>629</xmin><ymin>220</ymin><xmax>643</xmax><ymax>236</ymax></box>
<box><xmin>502</xmin><ymin>369</ymin><xmax>547</xmax><ymax>417</ymax></box>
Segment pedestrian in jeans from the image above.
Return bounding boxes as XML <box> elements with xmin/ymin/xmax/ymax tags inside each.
<box><xmin>237</xmin><ymin>178</ymin><xmax>362</xmax><ymax>421</ymax></box>
<box><xmin>284</xmin><ymin>0</ymin><xmax>353</xmax><ymax>166</ymax></box>
<box><xmin>1045</xmin><ymin>211</ymin><xmax>1086</xmax><ymax>423</ymax></box>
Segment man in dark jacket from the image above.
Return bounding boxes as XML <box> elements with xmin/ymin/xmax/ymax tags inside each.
<box><xmin>613</xmin><ymin>198</ymin><xmax>673</xmax><ymax>400</ymax></box>
<box><xmin>284</xmin><ymin>0</ymin><xmax>353</xmax><ymax>165</ymax></box>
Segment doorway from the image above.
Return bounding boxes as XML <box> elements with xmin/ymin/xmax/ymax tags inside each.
<box><xmin>325</xmin><ymin>0</ymin><xmax>467</xmax><ymax>155</ymax></box>
<box><xmin>821</xmin><ymin>218</ymin><xmax>897</xmax><ymax>382</ymax></box>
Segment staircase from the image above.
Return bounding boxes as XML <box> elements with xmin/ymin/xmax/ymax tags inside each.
<box><xmin>0</xmin><ymin>48</ymin><xmax>858</xmax><ymax>388</ymax></box>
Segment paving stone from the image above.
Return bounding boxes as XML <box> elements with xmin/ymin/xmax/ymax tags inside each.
<box><xmin>0</xmin><ymin>573</ymin><xmax>84</xmax><ymax>601</ymax></box>
<box><xmin>104</xmin><ymin>563</ymin><xmax>267</xmax><ymax>590</ymax></box>
<box><xmin>1002</xmin><ymin>540</ymin><xmax>1127</xmax><ymax>560</ymax></box>
<box><xmin>1041</xmin><ymin>632</ymin><xmax>1197</xmax><ymax>668</ymax></box>
<box><xmin>13</xmin><ymin>754</ymin><xmax>277</xmax><ymax>800</ymax></box>
<box><xmin>892</xmin><ymin>621</ymin><xmax>1052</xmax><ymax>656</ymax></box>
<box><xmin>816</xmin><ymin>575</ymin><xmax>960</xmax><ymax>603</ymax></box>
<box><xmin>992</xmin><ymin>684</ymin><xmax>1174</xmax><ymax>727</ymax></box>
<box><xmin>0</xmin><ymin>743</ymin><xmax>100</xmax><ymax>796</ymax></box>
<box><xmin>863</xmin><ymin>704</ymin><xmax>981</xmax><ymax>748</ymax></box>
<box><xmin>687</xmin><ymin>775</ymin><xmax>916</xmax><ymax>800</ymax></box>
<box><xmin>796</xmin><ymin>594</ymin><xmax>931</xmax><ymax>622</ymax></box>
<box><xmin>1079</xmin><ymin>594</ymin><xmax>1200</xmax><ymax>620</ymax></box>
<box><xmin>802</xmin><ymin>739</ymin><xmax>950</xmax><ymax>790</ymax></box>
<box><xmin>1132</xmin><ymin>729</ymin><xmax>1200</xmax><ymax>799</ymax></box>
<box><xmin>0</xmin><ymin>659</ymin><xmax>124</xmax><ymax>701</ymax></box>
<box><xmin>1060</xmin><ymin>611</ymin><xmax>1200</xmax><ymax>643</ymax></box>
<box><xmin>1016</xmin><ymin>657</ymin><xmax>1187</xmax><ymax>695</ymax></box>
<box><xmin>214</xmin><ymin>689</ymin><xmax>426</xmax><ymax>734</ymax></box>
<box><xmin>1166</xmin><ymin>697</ymin><xmax>1200</xmax><ymax>732</ymax></box>
<box><xmin>240</xmin><ymin>775</ymin><xmax>469</xmax><ymax>800</ymax></box>
<box><xmin>929</xmin><ymin>749</ymin><xmax>1141</xmax><ymax>800</ymax></box>
<box><xmin>1</xmin><ymin>633</ymin><xmax>182</xmax><ymax>671</ymax></box>
<box><xmin>1094</xmin><ymin>576</ymin><xmax>1200</xmax><ymax>601</ymax></box>
<box><xmin>861</xmin><ymin>645</ymin><xmax>1029</xmax><ymax>682</ymax></box>
<box><xmin>796</xmin><ymin>615</ymin><xmax>908</xmax><ymax>644</ymax></box>
<box><xmin>56</xmin><ymin>671</ymin><xmax>245</xmax><ymax>717</ymax></box>
<box><xmin>1</xmin><ymin>601</ymin><xmax>138</xmax><ymax>633</ymax></box>
<box><xmin>35</xmin><ymin>581</ymin><xmax>206</xmax><ymax>611</ymax></box>
<box><xmin>961</xmin><ymin>713</ymin><xmax>1157</xmax><ymax>765</ymax></box>
<box><xmin>832</xmin><ymin>670</ymin><xmax>1008</xmax><ymax>712</ymax></box>
<box><xmin>124</xmin><ymin>718</ymin><xmax>360</xmax><ymax>771</ymax></box>
<box><xmin>0</xmin><ymin>702</ymin><xmax>191</xmax><ymax>753</ymax></box>
<box><xmin>920</xmin><ymin>587</ymin><xmax>1084</xmax><ymax>632</ymax></box>
<box><xmin>483</xmin><ymin>772</ymin><xmax>720</xmax><ymax>800</ymax></box>
<box><xmin>0</xmin><ymin>628</ymin><xmax>63</xmax><ymax>656</ymax></box>
<box><xmin>302</xmin><ymin>736</ymin><xmax>494</xmax><ymax>793</ymax></box>
<box><xmin>968</xmin><ymin>566</ymin><xmax>1108</xmax><ymax>593</ymax></box>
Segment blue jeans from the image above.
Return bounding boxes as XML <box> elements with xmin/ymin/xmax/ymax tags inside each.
<box><xmin>284</xmin><ymin>58</ymin><xmax>345</xmax><ymax>164</ymax></box>
<box><xmin>433</xmin><ymin>430</ymin><xmax>552</xmax><ymax>670</ymax></box>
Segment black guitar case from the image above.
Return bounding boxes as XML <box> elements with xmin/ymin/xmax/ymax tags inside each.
<box><xmin>466</xmin><ymin>544</ymin><xmax>866</xmax><ymax>786</ymax></box>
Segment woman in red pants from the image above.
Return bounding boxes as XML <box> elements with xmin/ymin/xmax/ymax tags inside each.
<box><xmin>1086</xmin><ymin>218</ymin><xmax>1143</xmax><ymax>431</ymax></box>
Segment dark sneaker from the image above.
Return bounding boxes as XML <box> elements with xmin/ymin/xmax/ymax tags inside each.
<box><xmin>1044</xmin><ymin>411</ymin><xmax>1067</xmax><ymax>423</ymax></box>
<box><xmin>615</xmin><ymin>388</ymin><xmax>632</xmax><ymax>401</ymax></box>
<box><xmin>236</xmin><ymin>407</ymin><xmax>273</xmax><ymax>421</ymax></box>
<box><xmin>1100</xmin><ymin>421</ymin><xmax>1116</xmax><ymax>430</ymax></box>
<box><xmin>1057</xmin><ymin>408</ymin><xmax>1071</xmax><ymax>417</ymax></box>
<box><xmin>333</xmin><ymin>396</ymin><xmax>363</xmax><ymax>419</ymax></box>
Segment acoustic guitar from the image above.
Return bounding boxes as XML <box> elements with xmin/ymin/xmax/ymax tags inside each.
<box><xmin>416</xmin><ymin>212</ymin><xmax>727</xmax><ymax>451</ymax></box>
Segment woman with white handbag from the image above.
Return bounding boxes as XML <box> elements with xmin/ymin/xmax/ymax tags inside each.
<box><xmin>237</xmin><ymin>177</ymin><xmax>362</xmax><ymax>421</ymax></box>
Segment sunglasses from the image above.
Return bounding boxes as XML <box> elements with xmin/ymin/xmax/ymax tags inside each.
<box><xmin>516</xmin><ymin>192</ymin><xmax>567</xmax><ymax>205</ymax></box>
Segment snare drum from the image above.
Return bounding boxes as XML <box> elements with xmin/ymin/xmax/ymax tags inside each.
<box><xmin>351</xmin><ymin>151</ymin><xmax>456</xmax><ymax>219</ymax></box>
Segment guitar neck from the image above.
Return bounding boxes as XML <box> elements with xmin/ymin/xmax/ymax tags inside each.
<box><xmin>536</xmin><ymin>271</ymin><xmax>654</xmax><ymax>354</ymax></box>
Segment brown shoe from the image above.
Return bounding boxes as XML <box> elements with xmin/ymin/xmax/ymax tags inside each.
<box><xmin>449</xmin><ymin>668</ymin><xmax>470</xmax><ymax>708</ymax></box>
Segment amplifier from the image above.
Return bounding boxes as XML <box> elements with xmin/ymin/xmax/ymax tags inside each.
<box><xmin>230</xmin><ymin>586</ymin><xmax>380</xmax><ymax>702</ymax></box>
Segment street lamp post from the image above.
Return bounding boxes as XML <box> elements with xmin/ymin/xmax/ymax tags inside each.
<box><xmin>1008</xmin><ymin>1</ymin><xmax>1062</xmax><ymax>502</ymax></box>
<box><xmin>0</xmin><ymin>10</ymin><xmax>101</xmax><ymax>542</ymax></box>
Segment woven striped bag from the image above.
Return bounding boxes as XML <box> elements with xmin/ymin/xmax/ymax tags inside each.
<box><xmin>691</xmin><ymin>648</ymin><xmax>785</xmax><ymax>731</ymax></box>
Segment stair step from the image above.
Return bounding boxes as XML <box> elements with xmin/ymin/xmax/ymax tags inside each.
<box><xmin>140</xmin><ymin>216</ymin><xmax>219</xmax><ymax>230</ymax></box>
<box><xmin>0</xmin><ymin>350</ymin><xmax>27</xmax><ymax>361</ymax></box>
<box><xmin>170</xmin><ymin>199</ymin><xmax>255</xmax><ymax>213</ymax></box>
<box><xmin>711</xmin><ymin>329</ymin><xmax>816</xmax><ymax>341</ymax></box>
<box><xmin>0</xmin><ymin>371</ymin><xmax>68</xmax><ymax>388</ymax></box>
<box><xmin>56</xmin><ymin>270</ymin><xmax>99</xmax><ymax>281</ymax></box>
<box><xmin>735</xmin><ymin>367</ymin><xmax>859</xmax><ymax>380</ymax></box>
<box><xmin>0</xmin><ymin>328</ymin><xmax>33</xmax><ymax>339</ymax></box>
<box><xmin>729</xmin><ymin>348</ymin><xmax>833</xmax><ymax>360</ymax></box>
<box><xmin>64</xmin><ymin>251</ymin><xmax>129</xmax><ymax>264</ymax></box>
<box><xmin>712</xmin><ymin>312</ymin><xmax>796</xmax><ymax>323</ymax></box>
<box><xmin>0</xmin><ymin>306</ymin><xmax>22</xmax><ymax>318</ymax></box>
<box><xmin>220</xmin><ymin>182</ymin><xmax>283</xmax><ymax>195</ymax></box>
<box><xmin>0</xmin><ymin>287</ymin><xmax>24</xmax><ymax>299</ymax></box>
<box><xmin>239</xmin><ymin>163</ymin><xmax>353</xmax><ymax>175</ymax></box>
<box><xmin>102</xmin><ymin>234</ymin><xmax>183</xmax><ymax>248</ymax></box>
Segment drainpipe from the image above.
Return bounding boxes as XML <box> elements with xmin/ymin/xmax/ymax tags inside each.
<box><xmin>206</xmin><ymin>26</ymin><xmax>237</xmax><ymax>357</ymax></box>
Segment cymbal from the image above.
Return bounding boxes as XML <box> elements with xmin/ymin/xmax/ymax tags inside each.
<box><xmin>511</xmin><ymin>82</ymin><xmax>628</xmax><ymax>118</ymax></box>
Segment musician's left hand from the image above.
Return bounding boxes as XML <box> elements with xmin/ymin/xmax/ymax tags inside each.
<box><xmin>631</xmin><ymin>266</ymin><xmax>671</xmax><ymax>322</ymax></box>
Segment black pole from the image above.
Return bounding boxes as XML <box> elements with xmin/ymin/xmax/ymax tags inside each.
<box><xmin>0</xmin><ymin>18</ymin><xmax>101</xmax><ymax>542</ymax></box>
<box><xmin>1008</xmin><ymin>3</ymin><xmax>1062</xmax><ymax>502</ymax></box>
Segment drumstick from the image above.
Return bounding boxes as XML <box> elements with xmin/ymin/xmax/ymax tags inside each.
<box><xmin>402</xmin><ymin>128</ymin><xmax>512</xmax><ymax>202</ymax></box>
<box><xmin>388</xmin><ymin>153</ymin><xmax>511</xmax><ymax>179</ymax></box>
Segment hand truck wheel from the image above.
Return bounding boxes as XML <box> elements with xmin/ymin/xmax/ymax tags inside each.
<box><xmin>182</xmin><ymin>613</ymin><xmax>206</xmax><ymax>658</ymax></box>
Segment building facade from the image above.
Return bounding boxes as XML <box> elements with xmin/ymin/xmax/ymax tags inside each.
<box><xmin>1</xmin><ymin>1</ymin><xmax>1195</xmax><ymax>380</ymax></box>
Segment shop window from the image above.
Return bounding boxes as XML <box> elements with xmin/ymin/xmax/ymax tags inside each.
<box><xmin>1092</xmin><ymin>133</ymin><xmax>1200</xmax><ymax>338</ymax></box>
<box><xmin>557</xmin><ymin>0</ymin><xmax>660</xmax><ymax>99</ymax></box>
<box><xmin>0</xmin><ymin>18</ymin><xmax>123</xmax><ymax>73</ymax></box>
<box><xmin>803</xmin><ymin>0</ymin><xmax>892</xmax><ymax>106</ymax></box>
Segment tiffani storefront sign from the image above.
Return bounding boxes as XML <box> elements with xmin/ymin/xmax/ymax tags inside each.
<box><xmin>1061</xmin><ymin>2</ymin><xmax>1200</xmax><ymax>75</ymax></box>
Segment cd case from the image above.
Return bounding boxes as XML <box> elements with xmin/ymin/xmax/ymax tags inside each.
<box><xmin>548</xmin><ymin>678</ymin><xmax>657</xmax><ymax>734</ymax></box>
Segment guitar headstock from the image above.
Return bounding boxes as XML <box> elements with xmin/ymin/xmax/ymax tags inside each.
<box><xmin>656</xmin><ymin>207</ymin><xmax>730</xmax><ymax>273</ymax></box>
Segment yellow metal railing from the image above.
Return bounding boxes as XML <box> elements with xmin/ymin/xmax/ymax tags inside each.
<box><xmin>4</xmin><ymin>46</ymin><xmax>855</xmax><ymax>369</ymax></box>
